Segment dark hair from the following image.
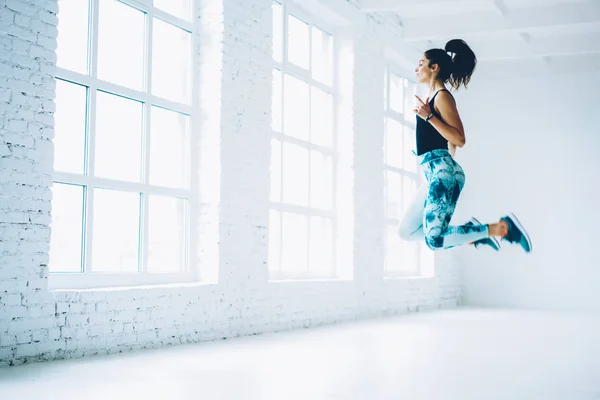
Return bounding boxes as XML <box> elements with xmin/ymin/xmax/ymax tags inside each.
<box><xmin>424</xmin><ymin>39</ymin><xmax>477</xmax><ymax>90</ymax></box>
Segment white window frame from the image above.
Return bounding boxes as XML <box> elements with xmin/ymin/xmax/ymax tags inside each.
<box><xmin>382</xmin><ymin>64</ymin><xmax>428</xmax><ymax>278</ymax></box>
<box><xmin>269</xmin><ymin>0</ymin><xmax>340</xmax><ymax>281</ymax></box>
<box><xmin>50</xmin><ymin>0</ymin><xmax>199</xmax><ymax>289</ymax></box>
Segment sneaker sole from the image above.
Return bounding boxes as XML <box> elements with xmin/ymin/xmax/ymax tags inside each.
<box><xmin>470</xmin><ymin>217</ymin><xmax>501</xmax><ymax>250</ymax></box>
<box><xmin>506</xmin><ymin>212</ymin><xmax>533</xmax><ymax>253</ymax></box>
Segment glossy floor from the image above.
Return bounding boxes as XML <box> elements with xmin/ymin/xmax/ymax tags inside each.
<box><xmin>1</xmin><ymin>308</ymin><xmax>599</xmax><ymax>400</ymax></box>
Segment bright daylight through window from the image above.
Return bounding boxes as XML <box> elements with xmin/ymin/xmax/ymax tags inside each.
<box><xmin>50</xmin><ymin>0</ymin><xmax>196</xmax><ymax>288</ymax></box>
<box><xmin>383</xmin><ymin>66</ymin><xmax>432</xmax><ymax>277</ymax></box>
<box><xmin>269</xmin><ymin>1</ymin><xmax>337</xmax><ymax>280</ymax></box>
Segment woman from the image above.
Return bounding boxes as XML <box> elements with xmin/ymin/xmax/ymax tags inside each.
<box><xmin>397</xmin><ymin>39</ymin><xmax>532</xmax><ymax>253</ymax></box>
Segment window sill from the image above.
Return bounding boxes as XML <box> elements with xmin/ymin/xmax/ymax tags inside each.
<box><xmin>48</xmin><ymin>272</ymin><xmax>206</xmax><ymax>292</ymax></box>
<box><xmin>268</xmin><ymin>272</ymin><xmax>350</xmax><ymax>283</ymax></box>
<box><xmin>383</xmin><ymin>274</ymin><xmax>435</xmax><ymax>281</ymax></box>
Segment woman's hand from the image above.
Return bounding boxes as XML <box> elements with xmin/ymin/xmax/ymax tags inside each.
<box><xmin>448</xmin><ymin>142</ymin><xmax>457</xmax><ymax>157</ymax></box>
<box><xmin>413</xmin><ymin>95</ymin><xmax>432</xmax><ymax>120</ymax></box>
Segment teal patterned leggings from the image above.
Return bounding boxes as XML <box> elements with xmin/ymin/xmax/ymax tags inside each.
<box><xmin>398</xmin><ymin>149</ymin><xmax>489</xmax><ymax>250</ymax></box>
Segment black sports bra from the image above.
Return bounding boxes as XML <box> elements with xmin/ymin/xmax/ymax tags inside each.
<box><xmin>415</xmin><ymin>89</ymin><xmax>453</xmax><ymax>156</ymax></box>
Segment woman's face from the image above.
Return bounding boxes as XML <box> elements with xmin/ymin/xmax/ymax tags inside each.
<box><xmin>415</xmin><ymin>55</ymin><xmax>437</xmax><ymax>84</ymax></box>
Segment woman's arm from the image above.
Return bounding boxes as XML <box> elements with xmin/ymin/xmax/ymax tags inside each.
<box><xmin>427</xmin><ymin>91</ymin><xmax>466</xmax><ymax>147</ymax></box>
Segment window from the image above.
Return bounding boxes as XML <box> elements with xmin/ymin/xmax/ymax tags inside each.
<box><xmin>382</xmin><ymin>66</ymin><xmax>432</xmax><ymax>277</ymax></box>
<box><xmin>50</xmin><ymin>0</ymin><xmax>196</xmax><ymax>289</ymax></box>
<box><xmin>269</xmin><ymin>1</ymin><xmax>337</xmax><ymax>280</ymax></box>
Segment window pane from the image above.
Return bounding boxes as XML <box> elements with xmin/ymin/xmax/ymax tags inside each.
<box><xmin>403</xmin><ymin>127</ymin><xmax>417</xmax><ymax>173</ymax></box>
<box><xmin>56</xmin><ymin>0</ymin><xmax>89</xmax><ymax>74</ymax></box>
<box><xmin>385</xmin><ymin>118</ymin><xmax>403</xmax><ymax>169</ymax></box>
<box><xmin>385</xmin><ymin>223</ymin><xmax>401</xmax><ymax>270</ymax></box>
<box><xmin>383</xmin><ymin>68</ymin><xmax>388</xmax><ymax>109</ymax></box>
<box><xmin>310</xmin><ymin>86</ymin><xmax>333</xmax><ymax>148</ymax></box>
<box><xmin>149</xmin><ymin>106</ymin><xmax>190</xmax><ymax>188</ymax></box>
<box><xmin>268</xmin><ymin>210</ymin><xmax>281</xmax><ymax>272</ymax></box>
<box><xmin>97</xmin><ymin>0</ymin><xmax>145</xmax><ymax>90</ymax></box>
<box><xmin>154</xmin><ymin>0</ymin><xmax>191</xmax><ymax>21</ymax></box>
<box><xmin>386</xmin><ymin>224</ymin><xmax>418</xmax><ymax>274</ymax></box>
<box><xmin>54</xmin><ymin>79</ymin><xmax>87</xmax><ymax>174</ymax></box>
<box><xmin>281</xmin><ymin>212</ymin><xmax>308</xmax><ymax>274</ymax></box>
<box><xmin>283</xmin><ymin>74</ymin><xmax>309</xmax><ymax>141</ymax></box>
<box><xmin>152</xmin><ymin>18</ymin><xmax>192</xmax><ymax>104</ymax></box>
<box><xmin>309</xmin><ymin>216</ymin><xmax>332</xmax><ymax>275</ymax></box>
<box><xmin>282</xmin><ymin>142</ymin><xmax>309</xmax><ymax>206</ymax></box>
<box><xmin>404</xmin><ymin>79</ymin><xmax>417</xmax><ymax>123</ymax></box>
<box><xmin>270</xmin><ymin>139</ymin><xmax>282</xmax><ymax>202</ymax></box>
<box><xmin>389</xmin><ymin>73</ymin><xmax>403</xmax><ymax>113</ymax></box>
<box><xmin>402</xmin><ymin>176</ymin><xmax>418</xmax><ymax>217</ymax></box>
<box><xmin>272</xmin><ymin>2</ymin><xmax>283</xmax><ymax>63</ymax></box>
<box><xmin>95</xmin><ymin>91</ymin><xmax>143</xmax><ymax>182</ymax></box>
<box><xmin>310</xmin><ymin>150</ymin><xmax>333</xmax><ymax>210</ymax></box>
<box><xmin>272</xmin><ymin>69</ymin><xmax>282</xmax><ymax>132</ymax></box>
<box><xmin>385</xmin><ymin>170</ymin><xmax>402</xmax><ymax>219</ymax></box>
<box><xmin>401</xmin><ymin>239</ymin><xmax>419</xmax><ymax>275</ymax></box>
<box><xmin>287</xmin><ymin>14</ymin><xmax>309</xmax><ymax>70</ymax></box>
<box><xmin>147</xmin><ymin>195</ymin><xmax>186</xmax><ymax>273</ymax></box>
<box><xmin>91</xmin><ymin>189</ymin><xmax>140</xmax><ymax>273</ymax></box>
<box><xmin>420</xmin><ymin>241</ymin><xmax>433</xmax><ymax>275</ymax></box>
<box><xmin>49</xmin><ymin>183</ymin><xmax>84</xmax><ymax>273</ymax></box>
<box><xmin>311</xmin><ymin>27</ymin><xmax>333</xmax><ymax>86</ymax></box>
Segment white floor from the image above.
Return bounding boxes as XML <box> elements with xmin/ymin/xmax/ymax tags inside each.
<box><xmin>1</xmin><ymin>308</ymin><xmax>599</xmax><ymax>400</ymax></box>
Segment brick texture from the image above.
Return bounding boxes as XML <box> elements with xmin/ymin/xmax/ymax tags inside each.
<box><xmin>0</xmin><ymin>0</ymin><xmax>461</xmax><ymax>367</ymax></box>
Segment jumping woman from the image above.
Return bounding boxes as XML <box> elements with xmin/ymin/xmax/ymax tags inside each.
<box><xmin>397</xmin><ymin>39</ymin><xmax>532</xmax><ymax>253</ymax></box>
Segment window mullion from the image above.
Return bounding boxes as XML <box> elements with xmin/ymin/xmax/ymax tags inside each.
<box><xmin>55</xmin><ymin>174</ymin><xmax>191</xmax><ymax>198</ymax></box>
<box><xmin>140</xmin><ymin>9</ymin><xmax>154</xmax><ymax>275</ymax></box>
<box><xmin>118</xmin><ymin>0</ymin><xmax>151</xmax><ymax>12</ymax></box>
<box><xmin>56</xmin><ymin>67</ymin><xmax>93</xmax><ymax>87</ymax></box>
<box><xmin>187</xmin><ymin>0</ymin><xmax>201</xmax><ymax>279</ymax></box>
<box><xmin>152</xmin><ymin>7</ymin><xmax>192</xmax><ymax>32</ymax></box>
<box><xmin>307</xmin><ymin>24</ymin><xmax>313</xmax><ymax>274</ymax></box>
<box><xmin>384</xmin><ymin>165</ymin><xmax>418</xmax><ymax>179</ymax></box>
<box><xmin>283</xmin><ymin>63</ymin><xmax>331</xmax><ymax>93</ymax></box>
<box><xmin>279</xmin><ymin>12</ymin><xmax>286</xmax><ymax>258</ymax></box>
<box><xmin>271</xmin><ymin>131</ymin><xmax>335</xmax><ymax>156</ymax></box>
<box><xmin>84</xmin><ymin>82</ymin><xmax>97</xmax><ymax>276</ymax></box>
<box><xmin>270</xmin><ymin>201</ymin><xmax>334</xmax><ymax>219</ymax></box>
<box><xmin>82</xmin><ymin>0</ymin><xmax>102</xmax><ymax>275</ymax></box>
<box><xmin>117</xmin><ymin>0</ymin><xmax>192</xmax><ymax>31</ymax></box>
<box><xmin>283</xmin><ymin>3</ymin><xmax>288</xmax><ymax>69</ymax></box>
<box><xmin>279</xmin><ymin>21</ymin><xmax>285</xmax><ymax>273</ymax></box>
<box><xmin>89</xmin><ymin>0</ymin><xmax>99</xmax><ymax>80</ymax></box>
<box><xmin>87</xmin><ymin>0</ymin><xmax>100</xmax><ymax>177</ymax></box>
<box><xmin>330</xmin><ymin>34</ymin><xmax>339</xmax><ymax>277</ymax></box>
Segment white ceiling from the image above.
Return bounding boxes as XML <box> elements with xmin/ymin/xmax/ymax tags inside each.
<box><xmin>357</xmin><ymin>0</ymin><xmax>600</xmax><ymax>78</ymax></box>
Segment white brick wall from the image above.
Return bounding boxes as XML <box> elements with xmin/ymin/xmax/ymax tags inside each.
<box><xmin>0</xmin><ymin>0</ymin><xmax>462</xmax><ymax>367</ymax></box>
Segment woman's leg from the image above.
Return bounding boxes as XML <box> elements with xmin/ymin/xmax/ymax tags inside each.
<box><xmin>422</xmin><ymin>162</ymin><xmax>489</xmax><ymax>250</ymax></box>
<box><xmin>397</xmin><ymin>183</ymin><xmax>427</xmax><ymax>241</ymax></box>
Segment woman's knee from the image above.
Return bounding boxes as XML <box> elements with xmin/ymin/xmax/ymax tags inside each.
<box><xmin>425</xmin><ymin>234</ymin><xmax>444</xmax><ymax>251</ymax></box>
<box><xmin>397</xmin><ymin>222</ymin><xmax>414</xmax><ymax>241</ymax></box>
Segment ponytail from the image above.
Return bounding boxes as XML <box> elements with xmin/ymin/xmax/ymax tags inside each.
<box><xmin>445</xmin><ymin>39</ymin><xmax>477</xmax><ymax>90</ymax></box>
<box><xmin>425</xmin><ymin>39</ymin><xmax>477</xmax><ymax>90</ymax></box>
